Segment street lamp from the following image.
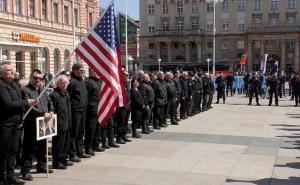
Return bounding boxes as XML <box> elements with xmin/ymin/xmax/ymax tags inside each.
<box><xmin>207</xmin><ymin>58</ymin><xmax>210</xmax><ymax>74</ymax></box>
<box><xmin>158</xmin><ymin>58</ymin><xmax>161</xmax><ymax>71</ymax></box>
<box><xmin>206</xmin><ymin>0</ymin><xmax>223</xmax><ymax>76</ymax></box>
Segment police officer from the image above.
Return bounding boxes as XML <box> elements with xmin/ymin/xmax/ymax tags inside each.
<box><xmin>208</xmin><ymin>74</ymin><xmax>215</xmax><ymax>108</ymax></box>
<box><xmin>202</xmin><ymin>73</ymin><xmax>210</xmax><ymax>111</ymax></box>
<box><xmin>293</xmin><ymin>73</ymin><xmax>300</xmax><ymax>106</ymax></box>
<box><xmin>226</xmin><ymin>73</ymin><xmax>234</xmax><ymax>97</ymax></box>
<box><xmin>267</xmin><ymin>72</ymin><xmax>279</xmax><ymax>106</ymax></box>
<box><xmin>172</xmin><ymin>70</ymin><xmax>182</xmax><ymax>121</ymax></box>
<box><xmin>0</xmin><ymin>62</ymin><xmax>36</xmax><ymax>185</ymax></box>
<box><xmin>195</xmin><ymin>70</ymin><xmax>203</xmax><ymax>112</ymax></box>
<box><xmin>248</xmin><ymin>72</ymin><xmax>260</xmax><ymax>106</ymax></box>
<box><xmin>179</xmin><ymin>72</ymin><xmax>188</xmax><ymax>119</ymax></box>
<box><xmin>215</xmin><ymin>73</ymin><xmax>226</xmax><ymax>104</ymax></box>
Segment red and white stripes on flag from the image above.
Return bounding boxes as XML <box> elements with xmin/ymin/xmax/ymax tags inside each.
<box><xmin>75</xmin><ymin>3</ymin><xmax>127</xmax><ymax>125</ymax></box>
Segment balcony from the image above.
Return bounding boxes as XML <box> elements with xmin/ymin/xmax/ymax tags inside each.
<box><xmin>155</xmin><ymin>29</ymin><xmax>203</xmax><ymax>36</ymax></box>
<box><xmin>247</xmin><ymin>26</ymin><xmax>300</xmax><ymax>33</ymax></box>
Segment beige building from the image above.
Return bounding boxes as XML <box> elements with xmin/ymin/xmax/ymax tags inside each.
<box><xmin>139</xmin><ymin>0</ymin><xmax>300</xmax><ymax>73</ymax></box>
<box><xmin>0</xmin><ymin>0</ymin><xmax>99</xmax><ymax>78</ymax></box>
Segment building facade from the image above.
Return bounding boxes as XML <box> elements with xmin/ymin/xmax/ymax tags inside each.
<box><xmin>0</xmin><ymin>0</ymin><xmax>99</xmax><ymax>78</ymax></box>
<box><xmin>139</xmin><ymin>0</ymin><xmax>300</xmax><ymax>73</ymax></box>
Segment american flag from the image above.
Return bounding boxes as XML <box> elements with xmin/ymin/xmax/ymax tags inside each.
<box><xmin>75</xmin><ymin>3</ymin><xmax>127</xmax><ymax>125</ymax></box>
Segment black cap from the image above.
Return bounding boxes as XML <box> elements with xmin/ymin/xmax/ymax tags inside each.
<box><xmin>72</xmin><ymin>63</ymin><xmax>84</xmax><ymax>71</ymax></box>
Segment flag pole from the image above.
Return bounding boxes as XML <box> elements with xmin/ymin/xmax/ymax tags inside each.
<box><xmin>23</xmin><ymin>0</ymin><xmax>116</xmax><ymax>121</ymax></box>
<box><xmin>125</xmin><ymin>0</ymin><xmax>128</xmax><ymax>71</ymax></box>
<box><xmin>72</xmin><ymin>0</ymin><xmax>76</xmax><ymax>64</ymax></box>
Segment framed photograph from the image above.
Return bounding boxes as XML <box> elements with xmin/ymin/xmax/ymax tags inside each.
<box><xmin>36</xmin><ymin>114</ymin><xmax>57</xmax><ymax>141</ymax></box>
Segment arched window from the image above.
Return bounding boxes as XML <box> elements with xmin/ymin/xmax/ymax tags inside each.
<box><xmin>41</xmin><ymin>48</ymin><xmax>49</xmax><ymax>73</ymax></box>
<box><xmin>30</xmin><ymin>51</ymin><xmax>37</xmax><ymax>71</ymax></box>
<box><xmin>64</xmin><ymin>49</ymin><xmax>71</xmax><ymax>70</ymax></box>
<box><xmin>54</xmin><ymin>49</ymin><xmax>61</xmax><ymax>73</ymax></box>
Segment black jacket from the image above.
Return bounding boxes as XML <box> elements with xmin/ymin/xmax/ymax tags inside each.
<box><xmin>152</xmin><ymin>79</ymin><xmax>167</xmax><ymax>106</ymax></box>
<box><xmin>50</xmin><ymin>88</ymin><xmax>72</xmax><ymax>132</ymax></box>
<box><xmin>226</xmin><ymin>75</ymin><xmax>234</xmax><ymax>84</ymax></box>
<box><xmin>139</xmin><ymin>81</ymin><xmax>155</xmax><ymax>106</ymax></box>
<box><xmin>0</xmin><ymin>79</ymin><xmax>27</xmax><ymax>126</ymax></box>
<box><xmin>67</xmin><ymin>74</ymin><xmax>88</xmax><ymax>112</ymax></box>
<box><xmin>173</xmin><ymin>76</ymin><xmax>182</xmax><ymax>97</ymax></box>
<box><xmin>23</xmin><ymin>83</ymin><xmax>54</xmax><ymax>128</ymax></box>
<box><xmin>202</xmin><ymin>77</ymin><xmax>211</xmax><ymax>95</ymax></box>
<box><xmin>293</xmin><ymin>78</ymin><xmax>300</xmax><ymax>93</ymax></box>
<box><xmin>130</xmin><ymin>88</ymin><xmax>145</xmax><ymax>122</ymax></box>
<box><xmin>179</xmin><ymin>77</ymin><xmax>188</xmax><ymax>98</ymax></box>
<box><xmin>266</xmin><ymin>77</ymin><xmax>278</xmax><ymax>90</ymax></box>
<box><xmin>248</xmin><ymin>77</ymin><xmax>260</xmax><ymax>91</ymax></box>
<box><xmin>85</xmin><ymin>77</ymin><xmax>102</xmax><ymax>115</ymax></box>
<box><xmin>165</xmin><ymin>79</ymin><xmax>177</xmax><ymax>99</ymax></box>
<box><xmin>215</xmin><ymin>76</ymin><xmax>226</xmax><ymax>89</ymax></box>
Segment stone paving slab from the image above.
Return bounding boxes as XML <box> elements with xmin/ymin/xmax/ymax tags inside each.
<box><xmin>24</xmin><ymin>95</ymin><xmax>300</xmax><ymax>185</ymax></box>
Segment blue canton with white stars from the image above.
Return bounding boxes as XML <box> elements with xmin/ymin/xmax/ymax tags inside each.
<box><xmin>94</xmin><ymin>4</ymin><xmax>117</xmax><ymax>49</ymax></box>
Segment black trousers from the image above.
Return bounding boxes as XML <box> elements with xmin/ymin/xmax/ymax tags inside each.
<box><xmin>165</xmin><ymin>98</ymin><xmax>176</xmax><ymax>122</ymax></box>
<box><xmin>196</xmin><ymin>92</ymin><xmax>202</xmax><ymax>111</ymax></box>
<box><xmin>269</xmin><ymin>89</ymin><xmax>278</xmax><ymax>105</ymax></box>
<box><xmin>70</xmin><ymin>111</ymin><xmax>86</xmax><ymax>157</ymax></box>
<box><xmin>116</xmin><ymin>107</ymin><xmax>130</xmax><ymax>139</ymax></box>
<box><xmin>180</xmin><ymin>99</ymin><xmax>187</xmax><ymax>118</ymax></box>
<box><xmin>226</xmin><ymin>84</ymin><xmax>233</xmax><ymax>96</ymax></box>
<box><xmin>101</xmin><ymin>117</ymin><xmax>115</xmax><ymax>145</ymax></box>
<box><xmin>21</xmin><ymin>125</ymin><xmax>46</xmax><ymax>173</ymax></box>
<box><xmin>208</xmin><ymin>91</ymin><xmax>213</xmax><ymax>108</ymax></box>
<box><xmin>217</xmin><ymin>87</ymin><xmax>225</xmax><ymax>102</ymax></box>
<box><xmin>249</xmin><ymin>89</ymin><xmax>259</xmax><ymax>104</ymax></box>
<box><xmin>0</xmin><ymin>126</ymin><xmax>20</xmax><ymax>181</ymax></box>
<box><xmin>153</xmin><ymin>105</ymin><xmax>165</xmax><ymax>127</ymax></box>
<box><xmin>202</xmin><ymin>93</ymin><xmax>209</xmax><ymax>110</ymax></box>
<box><xmin>295</xmin><ymin>92</ymin><xmax>300</xmax><ymax>105</ymax></box>
<box><xmin>52</xmin><ymin>130</ymin><xmax>70</xmax><ymax>164</ymax></box>
<box><xmin>84</xmin><ymin>112</ymin><xmax>98</xmax><ymax>151</ymax></box>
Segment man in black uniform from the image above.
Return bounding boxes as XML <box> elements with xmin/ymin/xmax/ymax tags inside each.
<box><xmin>139</xmin><ymin>73</ymin><xmax>155</xmax><ymax>133</ymax></box>
<box><xmin>84</xmin><ymin>69</ymin><xmax>105</xmax><ymax>156</ymax></box>
<box><xmin>208</xmin><ymin>74</ymin><xmax>215</xmax><ymax>108</ymax></box>
<box><xmin>172</xmin><ymin>70</ymin><xmax>182</xmax><ymax>121</ymax></box>
<box><xmin>215</xmin><ymin>73</ymin><xmax>226</xmax><ymax>104</ymax></box>
<box><xmin>21</xmin><ymin>69</ymin><xmax>54</xmax><ymax>181</ymax></box>
<box><xmin>195</xmin><ymin>70</ymin><xmax>203</xmax><ymax>112</ymax></box>
<box><xmin>267</xmin><ymin>72</ymin><xmax>279</xmax><ymax>106</ymax></box>
<box><xmin>164</xmin><ymin>72</ymin><xmax>178</xmax><ymax>125</ymax></box>
<box><xmin>116</xmin><ymin>71</ymin><xmax>131</xmax><ymax>144</ymax></box>
<box><xmin>0</xmin><ymin>62</ymin><xmax>37</xmax><ymax>185</ymax></box>
<box><xmin>225</xmin><ymin>73</ymin><xmax>234</xmax><ymax>96</ymax></box>
<box><xmin>293</xmin><ymin>74</ymin><xmax>300</xmax><ymax>106</ymax></box>
<box><xmin>202</xmin><ymin>73</ymin><xmax>210</xmax><ymax>111</ymax></box>
<box><xmin>67</xmin><ymin>64</ymin><xmax>90</xmax><ymax>162</ymax></box>
<box><xmin>248</xmin><ymin>72</ymin><xmax>260</xmax><ymax>106</ymax></box>
<box><xmin>152</xmin><ymin>71</ymin><xmax>168</xmax><ymax>129</ymax></box>
<box><xmin>179</xmin><ymin>72</ymin><xmax>188</xmax><ymax>119</ymax></box>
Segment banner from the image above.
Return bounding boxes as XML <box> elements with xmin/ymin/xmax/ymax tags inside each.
<box><xmin>260</xmin><ymin>54</ymin><xmax>268</xmax><ymax>74</ymax></box>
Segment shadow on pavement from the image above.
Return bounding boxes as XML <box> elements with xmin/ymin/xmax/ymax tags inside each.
<box><xmin>226</xmin><ymin>177</ymin><xmax>300</xmax><ymax>185</ymax></box>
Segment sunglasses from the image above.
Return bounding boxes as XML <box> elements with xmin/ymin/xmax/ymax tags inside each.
<box><xmin>33</xmin><ymin>76</ymin><xmax>43</xmax><ymax>80</ymax></box>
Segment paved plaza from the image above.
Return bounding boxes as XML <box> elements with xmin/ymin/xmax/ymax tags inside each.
<box><xmin>24</xmin><ymin>95</ymin><xmax>300</xmax><ymax>185</ymax></box>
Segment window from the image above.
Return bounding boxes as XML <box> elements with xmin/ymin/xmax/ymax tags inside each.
<box><xmin>191</xmin><ymin>1</ymin><xmax>198</xmax><ymax>13</ymax></box>
<box><xmin>148</xmin><ymin>4</ymin><xmax>154</xmax><ymax>15</ymax></box>
<box><xmin>177</xmin><ymin>0</ymin><xmax>183</xmax><ymax>14</ymax></box>
<box><xmin>177</xmin><ymin>21</ymin><xmax>183</xmax><ymax>30</ymax></box>
<box><xmin>237</xmin><ymin>23</ymin><xmax>245</xmax><ymax>31</ymax></box>
<box><xmin>222</xmin><ymin>0</ymin><xmax>229</xmax><ymax>12</ymax></box>
<box><xmin>89</xmin><ymin>12</ymin><xmax>93</xmax><ymax>27</ymax></box>
<box><xmin>162</xmin><ymin>0</ymin><xmax>168</xmax><ymax>14</ymax></box>
<box><xmin>53</xmin><ymin>3</ymin><xmax>59</xmax><ymax>23</ymax></box>
<box><xmin>42</xmin><ymin>0</ymin><xmax>47</xmax><ymax>20</ymax></box>
<box><xmin>162</xmin><ymin>22</ymin><xmax>169</xmax><ymax>31</ymax></box>
<box><xmin>269</xmin><ymin>17</ymin><xmax>279</xmax><ymax>27</ymax></box>
<box><xmin>74</xmin><ymin>9</ymin><xmax>78</xmax><ymax>27</ymax></box>
<box><xmin>206</xmin><ymin>23</ymin><xmax>213</xmax><ymax>32</ymax></box>
<box><xmin>29</xmin><ymin>0</ymin><xmax>35</xmax><ymax>17</ymax></box>
<box><xmin>207</xmin><ymin>41</ymin><xmax>213</xmax><ymax>49</ymax></box>
<box><xmin>191</xmin><ymin>21</ymin><xmax>198</xmax><ymax>29</ymax></box>
<box><xmin>253</xmin><ymin>18</ymin><xmax>262</xmax><ymax>27</ymax></box>
<box><xmin>287</xmin><ymin>17</ymin><xmax>296</xmax><ymax>27</ymax></box>
<box><xmin>270</xmin><ymin>0</ymin><xmax>278</xmax><ymax>10</ymax></box>
<box><xmin>288</xmin><ymin>0</ymin><xmax>296</xmax><ymax>9</ymax></box>
<box><xmin>207</xmin><ymin>2</ymin><xmax>213</xmax><ymax>13</ymax></box>
<box><xmin>222</xmin><ymin>20</ymin><xmax>229</xmax><ymax>31</ymax></box>
<box><xmin>237</xmin><ymin>0</ymin><xmax>245</xmax><ymax>12</ymax></box>
<box><xmin>149</xmin><ymin>43</ymin><xmax>154</xmax><ymax>49</ymax></box>
<box><xmin>237</xmin><ymin>41</ymin><xmax>245</xmax><ymax>49</ymax></box>
<box><xmin>14</xmin><ymin>0</ymin><xmax>22</xmax><ymax>15</ymax></box>
<box><xmin>64</xmin><ymin>6</ymin><xmax>69</xmax><ymax>24</ymax></box>
<box><xmin>254</xmin><ymin>0</ymin><xmax>262</xmax><ymax>10</ymax></box>
<box><xmin>287</xmin><ymin>41</ymin><xmax>295</xmax><ymax>49</ymax></box>
<box><xmin>0</xmin><ymin>0</ymin><xmax>6</xmax><ymax>12</ymax></box>
<box><xmin>54</xmin><ymin>49</ymin><xmax>60</xmax><ymax>73</ymax></box>
<box><xmin>148</xmin><ymin>26</ymin><xmax>155</xmax><ymax>32</ymax></box>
